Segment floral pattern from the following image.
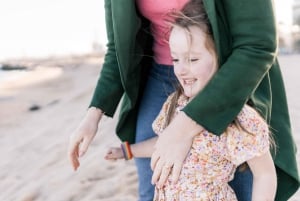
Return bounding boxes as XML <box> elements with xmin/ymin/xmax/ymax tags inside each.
<box><xmin>152</xmin><ymin>93</ymin><xmax>270</xmax><ymax>201</ymax></box>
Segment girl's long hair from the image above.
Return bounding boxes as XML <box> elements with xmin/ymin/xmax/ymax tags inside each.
<box><xmin>164</xmin><ymin>0</ymin><xmax>213</xmax><ymax>126</ymax></box>
<box><xmin>164</xmin><ymin>0</ymin><xmax>276</xmax><ymax>158</ymax></box>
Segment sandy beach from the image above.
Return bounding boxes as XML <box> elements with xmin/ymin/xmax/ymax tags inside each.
<box><xmin>0</xmin><ymin>54</ymin><xmax>299</xmax><ymax>201</ymax></box>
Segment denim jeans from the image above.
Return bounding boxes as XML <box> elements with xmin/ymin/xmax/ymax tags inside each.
<box><xmin>135</xmin><ymin>62</ymin><xmax>253</xmax><ymax>201</ymax></box>
<box><xmin>229</xmin><ymin>165</ymin><xmax>253</xmax><ymax>201</ymax></box>
<box><xmin>135</xmin><ymin>62</ymin><xmax>177</xmax><ymax>201</ymax></box>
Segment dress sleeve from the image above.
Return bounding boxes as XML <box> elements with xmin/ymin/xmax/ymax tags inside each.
<box><xmin>152</xmin><ymin>93</ymin><xmax>175</xmax><ymax>135</ymax></box>
<box><xmin>223</xmin><ymin>105</ymin><xmax>270</xmax><ymax>166</ymax></box>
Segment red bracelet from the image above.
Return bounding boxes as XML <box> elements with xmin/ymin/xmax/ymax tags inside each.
<box><xmin>120</xmin><ymin>141</ymin><xmax>133</xmax><ymax>160</ymax></box>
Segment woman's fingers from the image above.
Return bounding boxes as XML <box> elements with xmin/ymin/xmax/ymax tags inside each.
<box><xmin>67</xmin><ymin>108</ymin><xmax>101</xmax><ymax>170</ymax></box>
<box><xmin>151</xmin><ymin>146</ymin><xmax>175</xmax><ymax>186</ymax></box>
<box><xmin>151</xmin><ymin>159</ymin><xmax>164</xmax><ymax>185</ymax></box>
<box><xmin>171</xmin><ymin>161</ymin><xmax>182</xmax><ymax>184</ymax></box>
<box><xmin>68</xmin><ymin>138</ymin><xmax>81</xmax><ymax>171</ymax></box>
<box><xmin>78</xmin><ymin>136</ymin><xmax>92</xmax><ymax>157</ymax></box>
<box><xmin>151</xmin><ymin>153</ymin><xmax>183</xmax><ymax>186</ymax></box>
<box><xmin>156</xmin><ymin>164</ymin><xmax>173</xmax><ymax>188</ymax></box>
<box><xmin>150</xmin><ymin>131</ymin><xmax>194</xmax><ymax>185</ymax></box>
<box><xmin>150</xmin><ymin>115</ymin><xmax>201</xmax><ymax>186</ymax></box>
<box><xmin>68</xmin><ymin>131</ymin><xmax>90</xmax><ymax>170</ymax></box>
<box><xmin>151</xmin><ymin>150</ymin><xmax>177</xmax><ymax>187</ymax></box>
<box><xmin>150</xmin><ymin>151</ymin><xmax>159</xmax><ymax>170</ymax></box>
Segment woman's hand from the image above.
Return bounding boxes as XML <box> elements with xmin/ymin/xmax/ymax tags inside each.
<box><xmin>68</xmin><ymin>107</ymin><xmax>103</xmax><ymax>171</ymax></box>
<box><xmin>150</xmin><ymin>112</ymin><xmax>203</xmax><ymax>188</ymax></box>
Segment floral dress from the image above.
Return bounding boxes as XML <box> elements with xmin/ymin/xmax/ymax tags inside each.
<box><xmin>152</xmin><ymin>93</ymin><xmax>270</xmax><ymax>201</ymax></box>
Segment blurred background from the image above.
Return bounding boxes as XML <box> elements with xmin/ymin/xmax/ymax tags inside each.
<box><xmin>0</xmin><ymin>0</ymin><xmax>106</xmax><ymax>61</ymax></box>
<box><xmin>0</xmin><ymin>1</ymin><xmax>299</xmax><ymax>201</ymax></box>
<box><xmin>277</xmin><ymin>0</ymin><xmax>300</xmax><ymax>54</ymax></box>
<box><xmin>0</xmin><ymin>0</ymin><xmax>299</xmax><ymax>61</ymax></box>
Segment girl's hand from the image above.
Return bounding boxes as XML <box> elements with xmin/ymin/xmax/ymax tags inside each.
<box><xmin>150</xmin><ymin>112</ymin><xmax>203</xmax><ymax>188</ymax></box>
<box><xmin>68</xmin><ymin>107</ymin><xmax>103</xmax><ymax>171</ymax></box>
<box><xmin>104</xmin><ymin>147</ymin><xmax>124</xmax><ymax>161</ymax></box>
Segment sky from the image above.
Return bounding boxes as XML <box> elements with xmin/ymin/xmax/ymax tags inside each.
<box><xmin>0</xmin><ymin>0</ymin><xmax>105</xmax><ymax>61</ymax></box>
<box><xmin>0</xmin><ymin>0</ymin><xmax>294</xmax><ymax>61</ymax></box>
<box><xmin>274</xmin><ymin>0</ymin><xmax>294</xmax><ymax>24</ymax></box>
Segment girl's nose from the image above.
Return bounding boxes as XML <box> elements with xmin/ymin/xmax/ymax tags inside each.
<box><xmin>175</xmin><ymin>62</ymin><xmax>189</xmax><ymax>75</ymax></box>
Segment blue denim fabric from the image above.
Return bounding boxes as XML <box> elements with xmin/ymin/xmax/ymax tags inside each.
<box><xmin>135</xmin><ymin>62</ymin><xmax>177</xmax><ymax>201</ymax></box>
<box><xmin>229</xmin><ymin>165</ymin><xmax>253</xmax><ymax>201</ymax></box>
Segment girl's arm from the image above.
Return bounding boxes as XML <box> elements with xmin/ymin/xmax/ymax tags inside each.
<box><xmin>247</xmin><ymin>151</ymin><xmax>277</xmax><ymax>201</ymax></box>
<box><xmin>105</xmin><ymin>137</ymin><xmax>158</xmax><ymax>160</ymax></box>
<box><xmin>131</xmin><ymin>136</ymin><xmax>158</xmax><ymax>158</ymax></box>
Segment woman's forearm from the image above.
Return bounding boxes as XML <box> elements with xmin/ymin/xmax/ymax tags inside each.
<box><xmin>168</xmin><ymin>111</ymin><xmax>204</xmax><ymax>138</ymax></box>
<box><xmin>86</xmin><ymin>107</ymin><xmax>104</xmax><ymax>123</ymax></box>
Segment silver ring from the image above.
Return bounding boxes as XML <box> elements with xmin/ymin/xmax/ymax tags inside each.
<box><xmin>163</xmin><ymin>165</ymin><xmax>172</xmax><ymax>170</ymax></box>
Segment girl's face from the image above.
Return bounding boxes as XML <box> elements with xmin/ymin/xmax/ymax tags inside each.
<box><xmin>169</xmin><ymin>25</ymin><xmax>217</xmax><ymax>99</ymax></box>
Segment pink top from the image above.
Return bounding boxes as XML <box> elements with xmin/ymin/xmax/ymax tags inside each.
<box><xmin>136</xmin><ymin>0</ymin><xmax>189</xmax><ymax>65</ymax></box>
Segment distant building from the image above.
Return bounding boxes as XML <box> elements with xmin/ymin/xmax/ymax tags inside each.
<box><xmin>277</xmin><ymin>23</ymin><xmax>294</xmax><ymax>54</ymax></box>
<box><xmin>292</xmin><ymin>0</ymin><xmax>300</xmax><ymax>52</ymax></box>
<box><xmin>293</xmin><ymin>0</ymin><xmax>300</xmax><ymax>24</ymax></box>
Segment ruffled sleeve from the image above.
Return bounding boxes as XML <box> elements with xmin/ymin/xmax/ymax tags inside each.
<box><xmin>222</xmin><ymin>105</ymin><xmax>270</xmax><ymax>166</ymax></box>
<box><xmin>152</xmin><ymin>93</ymin><xmax>175</xmax><ymax>135</ymax></box>
<box><xmin>152</xmin><ymin>93</ymin><xmax>189</xmax><ymax>135</ymax></box>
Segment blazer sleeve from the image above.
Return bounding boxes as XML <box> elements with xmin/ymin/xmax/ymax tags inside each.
<box><xmin>183</xmin><ymin>0</ymin><xmax>277</xmax><ymax>135</ymax></box>
<box><xmin>89</xmin><ymin>0</ymin><xmax>124</xmax><ymax>117</ymax></box>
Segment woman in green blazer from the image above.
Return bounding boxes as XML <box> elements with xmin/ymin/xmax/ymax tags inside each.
<box><xmin>68</xmin><ymin>0</ymin><xmax>299</xmax><ymax>200</ymax></box>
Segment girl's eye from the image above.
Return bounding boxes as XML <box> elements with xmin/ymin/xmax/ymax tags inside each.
<box><xmin>189</xmin><ymin>58</ymin><xmax>199</xmax><ymax>62</ymax></box>
<box><xmin>172</xmin><ymin>58</ymin><xmax>179</xmax><ymax>63</ymax></box>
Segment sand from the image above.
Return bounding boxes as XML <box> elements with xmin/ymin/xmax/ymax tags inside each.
<box><xmin>0</xmin><ymin>54</ymin><xmax>299</xmax><ymax>201</ymax></box>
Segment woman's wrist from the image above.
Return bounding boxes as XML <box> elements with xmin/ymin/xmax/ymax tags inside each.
<box><xmin>86</xmin><ymin>107</ymin><xmax>104</xmax><ymax>122</ymax></box>
<box><xmin>171</xmin><ymin>111</ymin><xmax>204</xmax><ymax>137</ymax></box>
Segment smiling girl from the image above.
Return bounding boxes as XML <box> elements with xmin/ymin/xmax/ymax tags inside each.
<box><xmin>104</xmin><ymin>1</ymin><xmax>277</xmax><ymax>200</ymax></box>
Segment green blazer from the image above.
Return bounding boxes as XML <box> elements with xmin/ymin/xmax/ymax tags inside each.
<box><xmin>90</xmin><ymin>0</ymin><xmax>299</xmax><ymax>199</ymax></box>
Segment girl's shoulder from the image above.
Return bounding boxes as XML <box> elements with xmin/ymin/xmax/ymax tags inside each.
<box><xmin>236</xmin><ymin>105</ymin><xmax>269</xmax><ymax>136</ymax></box>
<box><xmin>221</xmin><ymin>105</ymin><xmax>270</xmax><ymax>165</ymax></box>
